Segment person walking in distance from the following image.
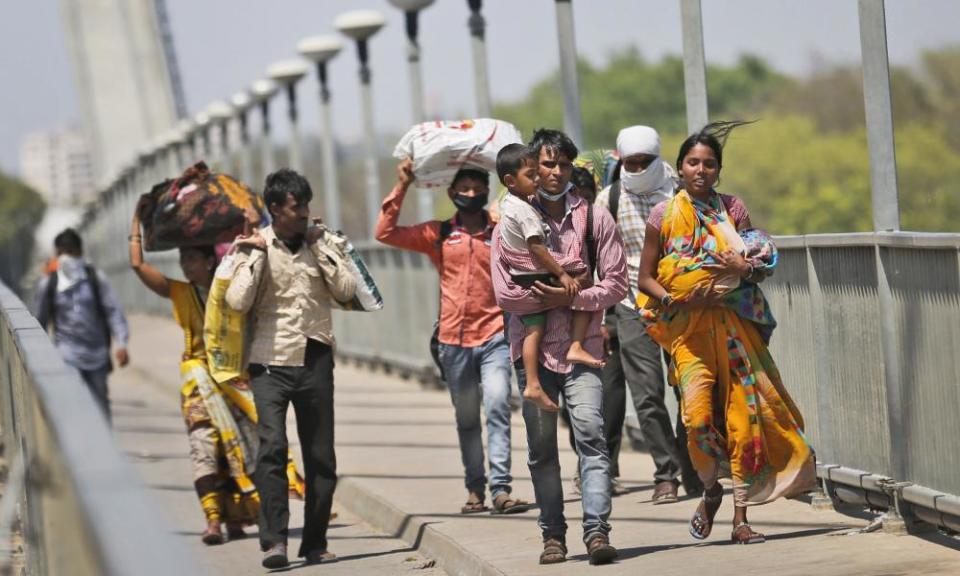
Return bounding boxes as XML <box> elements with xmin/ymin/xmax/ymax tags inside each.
<box><xmin>35</xmin><ymin>228</ymin><xmax>130</xmax><ymax>421</ymax></box>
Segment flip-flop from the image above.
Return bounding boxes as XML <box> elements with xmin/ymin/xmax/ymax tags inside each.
<box><xmin>731</xmin><ymin>522</ymin><xmax>766</xmax><ymax>544</ymax></box>
<box><xmin>491</xmin><ymin>493</ymin><xmax>530</xmax><ymax>515</ymax></box>
<box><xmin>689</xmin><ymin>488</ymin><xmax>723</xmax><ymax>540</ymax></box>
<box><xmin>460</xmin><ymin>498</ymin><xmax>488</xmax><ymax>514</ymax></box>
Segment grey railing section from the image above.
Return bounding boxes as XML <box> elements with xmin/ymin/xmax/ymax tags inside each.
<box><xmin>340</xmin><ymin>233</ymin><xmax>960</xmax><ymax>532</ymax></box>
<box><xmin>0</xmin><ymin>281</ymin><xmax>206</xmax><ymax>575</ymax></box>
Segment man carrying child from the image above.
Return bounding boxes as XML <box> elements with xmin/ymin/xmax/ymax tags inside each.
<box><xmin>491</xmin><ymin>129</ymin><xmax>628</xmax><ymax>565</ymax></box>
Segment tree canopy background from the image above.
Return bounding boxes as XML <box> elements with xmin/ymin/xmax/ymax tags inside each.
<box><xmin>0</xmin><ymin>173</ymin><xmax>46</xmax><ymax>293</ymax></box>
<box><xmin>491</xmin><ymin>45</ymin><xmax>960</xmax><ymax>234</ymax></box>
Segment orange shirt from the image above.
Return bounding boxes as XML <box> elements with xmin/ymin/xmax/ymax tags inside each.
<box><xmin>375</xmin><ymin>184</ymin><xmax>504</xmax><ymax>347</ymax></box>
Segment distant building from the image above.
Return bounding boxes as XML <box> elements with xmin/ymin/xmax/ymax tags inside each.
<box><xmin>19</xmin><ymin>129</ymin><xmax>94</xmax><ymax>206</ymax></box>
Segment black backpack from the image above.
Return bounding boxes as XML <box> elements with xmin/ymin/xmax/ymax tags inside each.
<box><xmin>43</xmin><ymin>265</ymin><xmax>113</xmax><ymax>350</ymax></box>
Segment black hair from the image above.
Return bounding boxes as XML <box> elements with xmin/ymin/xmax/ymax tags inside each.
<box><xmin>450</xmin><ymin>167</ymin><xmax>490</xmax><ymax>189</ymax></box>
<box><xmin>528</xmin><ymin>128</ymin><xmax>579</xmax><ymax>162</ymax></box>
<box><xmin>675</xmin><ymin>120</ymin><xmax>755</xmax><ymax>172</ymax></box>
<box><xmin>263</xmin><ymin>169</ymin><xmax>313</xmax><ymax>215</ymax></box>
<box><xmin>570</xmin><ymin>166</ymin><xmax>596</xmax><ymax>194</ymax></box>
<box><xmin>179</xmin><ymin>245</ymin><xmax>216</xmax><ymax>261</ymax></box>
<box><xmin>54</xmin><ymin>228</ymin><xmax>83</xmax><ymax>254</ymax></box>
<box><xmin>495</xmin><ymin>143</ymin><xmax>535</xmax><ymax>185</ymax></box>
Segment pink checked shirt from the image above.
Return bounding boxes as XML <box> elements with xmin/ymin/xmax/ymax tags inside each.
<box><xmin>491</xmin><ymin>194</ymin><xmax>628</xmax><ymax>374</ymax></box>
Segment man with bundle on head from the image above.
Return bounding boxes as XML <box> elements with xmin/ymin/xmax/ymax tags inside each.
<box><xmin>376</xmin><ymin>158</ymin><xmax>530</xmax><ymax>517</ymax></box>
<box><xmin>596</xmin><ymin>125</ymin><xmax>703</xmax><ymax>503</ymax></box>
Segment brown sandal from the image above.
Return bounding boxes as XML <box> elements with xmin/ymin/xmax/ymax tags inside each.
<box><xmin>689</xmin><ymin>486</ymin><xmax>723</xmax><ymax>540</ymax></box>
<box><xmin>731</xmin><ymin>522</ymin><xmax>765</xmax><ymax>544</ymax></box>
<box><xmin>491</xmin><ymin>493</ymin><xmax>530</xmax><ymax>515</ymax></box>
<box><xmin>539</xmin><ymin>537</ymin><xmax>567</xmax><ymax>565</ymax></box>
<box><xmin>460</xmin><ymin>494</ymin><xmax>488</xmax><ymax>514</ymax></box>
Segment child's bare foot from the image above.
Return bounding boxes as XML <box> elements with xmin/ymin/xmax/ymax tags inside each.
<box><xmin>523</xmin><ymin>384</ymin><xmax>559</xmax><ymax>412</ymax></box>
<box><xmin>567</xmin><ymin>343</ymin><xmax>605</xmax><ymax>368</ymax></box>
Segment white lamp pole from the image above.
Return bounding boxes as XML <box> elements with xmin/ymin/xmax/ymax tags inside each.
<box><xmin>466</xmin><ymin>0</ymin><xmax>492</xmax><ymax>117</ymax></box>
<box><xmin>298</xmin><ymin>35</ymin><xmax>344</xmax><ymax>231</ymax></box>
<box><xmin>389</xmin><ymin>0</ymin><xmax>436</xmax><ymax>222</ymax></box>
<box><xmin>231</xmin><ymin>91</ymin><xmax>255</xmax><ymax>186</ymax></box>
<box><xmin>268</xmin><ymin>60</ymin><xmax>310</xmax><ymax>174</ymax></box>
<box><xmin>251</xmin><ymin>79</ymin><xmax>279</xmax><ymax>182</ymax></box>
<box><xmin>336</xmin><ymin>9</ymin><xmax>387</xmax><ymax>240</ymax></box>
<box><xmin>207</xmin><ymin>100</ymin><xmax>234</xmax><ymax>172</ymax></box>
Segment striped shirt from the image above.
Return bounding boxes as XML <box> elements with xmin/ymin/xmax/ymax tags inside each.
<box><xmin>595</xmin><ymin>169</ymin><xmax>675</xmax><ymax>310</ymax></box>
<box><xmin>491</xmin><ymin>194</ymin><xmax>628</xmax><ymax>374</ymax></box>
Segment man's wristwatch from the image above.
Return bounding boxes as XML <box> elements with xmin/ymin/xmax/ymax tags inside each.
<box><xmin>659</xmin><ymin>294</ymin><xmax>674</xmax><ymax>308</ymax></box>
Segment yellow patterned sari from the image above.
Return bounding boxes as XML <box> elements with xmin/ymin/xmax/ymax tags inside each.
<box><xmin>170</xmin><ymin>281</ymin><xmax>305</xmax><ymax>524</ymax></box>
<box><xmin>638</xmin><ymin>191</ymin><xmax>815</xmax><ymax>506</ymax></box>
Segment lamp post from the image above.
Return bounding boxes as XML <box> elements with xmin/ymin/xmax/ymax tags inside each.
<box><xmin>231</xmin><ymin>91</ymin><xmax>255</xmax><ymax>186</ymax></box>
<box><xmin>554</xmin><ymin>0</ymin><xmax>583</xmax><ymax>147</ymax></box>
<box><xmin>207</xmin><ymin>100</ymin><xmax>233</xmax><ymax>172</ymax></box>
<box><xmin>268</xmin><ymin>60</ymin><xmax>310</xmax><ymax>174</ymax></box>
<box><xmin>193</xmin><ymin>111</ymin><xmax>212</xmax><ymax>161</ymax></box>
<box><xmin>466</xmin><ymin>0</ymin><xmax>492</xmax><ymax>117</ymax></box>
<box><xmin>175</xmin><ymin>119</ymin><xmax>195</xmax><ymax>170</ymax></box>
<box><xmin>298</xmin><ymin>35</ymin><xmax>344</xmax><ymax>231</ymax></box>
<box><xmin>389</xmin><ymin>0</ymin><xmax>436</xmax><ymax>222</ymax></box>
<box><xmin>335</xmin><ymin>9</ymin><xmax>387</xmax><ymax>240</ymax></box>
<box><xmin>251</xmin><ymin>79</ymin><xmax>279</xmax><ymax>182</ymax></box>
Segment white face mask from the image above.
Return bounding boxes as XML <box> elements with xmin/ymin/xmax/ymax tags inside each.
<box><xmin>56</xmin><ymin>254</ymin><xmax>88</xmax><ymax>293</ymax></box>
<box><xmin>620</xmin><ymin>160</ymin><xmax>666</xmax><ymax>195</ymax></box>
<box><xmin>537</xmin><ymin>182</ymin><xmax>574</xmax><ymax>202</ymax></box>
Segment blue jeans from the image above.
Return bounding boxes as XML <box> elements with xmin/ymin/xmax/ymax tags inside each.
<box><xmin>438</xmin><ymin>332</ymin><xmax>513</xmax><ymax>500</ymax></box>
<box><xmin>515</xmin><ymin>360</ymin><xmax>611</xmax><ymax>544</ymax></box>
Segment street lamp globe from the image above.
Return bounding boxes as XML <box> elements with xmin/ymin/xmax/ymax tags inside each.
<box><xmin>388</xmin><ymin>0</ymin><xmax>435</xmax><ymax>11</ymax></box>
<box><xmin>334</xmin><ymin>10</ymin><xmax>386</xmax><ymax>40</ymax></box>
<box><xmin>231</xmin><ymin>91</ymin><xmax>252</xmax><ymax>113</ymax></box>
<box><xmin>297</xmin><ymin>35</ymin><xmax>343</xmax><ymax>63</ymax></box>
<box><xmin>251</xmin><ymin>79</ymin><xmax>278</xmax><ymax>103</ymax></box>
<box><xmin>267</xmin><ymin>60</ymin><xmax>310</xmax><ymax>86</ymax></box>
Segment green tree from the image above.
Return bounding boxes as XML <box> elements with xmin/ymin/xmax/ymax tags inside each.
<box><xmin>0</xmin><ymin>172</ymin><xmax>46</xmax><ymax>292</ymax></box>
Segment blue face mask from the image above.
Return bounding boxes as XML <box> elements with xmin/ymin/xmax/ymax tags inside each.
<box><xmin>537</xmin><ymin>182</ymin><xmax>574</xmax><ymax>202</ymax></box>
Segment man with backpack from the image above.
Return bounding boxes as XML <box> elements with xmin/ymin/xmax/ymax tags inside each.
<box><xmin>376</xmin><ymin>159</ymin><xmax>529</xmax><ymax>516</ymax></box>
<box><xmin>35</xmin><ymin>228</ymin><xmax>130</xmax><ymax>421</ymax></box>
<box><xmin>595</xmin><ymin>125</ymin><xmax>703</xmax><ymax>504</ymax></box>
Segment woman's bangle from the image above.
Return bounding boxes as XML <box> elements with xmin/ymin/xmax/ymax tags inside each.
<box><xmin>743</xmin><ymin>263</ymin><xmax>755</xmax><ymax>279</ymax></box>
<box><xmin>128</xmin><ymin>235</ymin><xmax>141</xmax><ymax>242</ymax></box>
<box><xmin>659</xmin><ymin>293</ymin><xmax>674</xmax><ymax>308</ymax></box>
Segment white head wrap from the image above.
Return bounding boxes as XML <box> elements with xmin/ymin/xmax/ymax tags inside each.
<box><xmin>616</xmin><ymin>126</ymin><xmax>671</xmax><ymax>195</ymax></box>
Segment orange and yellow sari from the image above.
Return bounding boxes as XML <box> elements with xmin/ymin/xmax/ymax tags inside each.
<box><xmin>638</xmin><ymin>191</ymin><xmax>815</xmax><ymax>506</ymax></box>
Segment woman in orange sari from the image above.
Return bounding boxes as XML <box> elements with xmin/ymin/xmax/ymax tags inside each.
<box><xmin>636</xmin><ymin>122</ymin><xmax>815</xmax><ymax>544</ymax></box>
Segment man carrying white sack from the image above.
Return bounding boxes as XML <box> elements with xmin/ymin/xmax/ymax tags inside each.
<box><xmin>595</xmin><ymin>125</ymin><xmax>703</xmax><ymax>503</ymax></box>
<box><xmin>376</xmin><ymin>155</ymin><xmax>531</xmax><ymax>517</ymax></box>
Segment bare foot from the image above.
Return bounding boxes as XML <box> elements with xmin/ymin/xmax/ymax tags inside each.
<box><xmin>566</xmin><ymin>342</ymin><xmax>604</xmax><ymax>368</ymax></box>
<box><xmin>523</xmin><ymin>384</ymin><xmax>559</xmax><ymax>412</ymax></box>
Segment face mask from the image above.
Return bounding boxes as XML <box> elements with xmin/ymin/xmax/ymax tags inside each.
<box><xmin>537</xmin><ymin>182</ymin><xmax>574</xmax><ymax>202</ymax></box>
<box><xmin>452</xmin><ymin>194</ymin><xmax>487</xmax><ymax>214</ymax></box>
<box><xmin>620</xmin><ymin>159</ymin><xmax>666</xmax><ymax>195</ymax></box>
<box><xmin>56</xmin><ymin>254</ymin><xmax>87</xmax><ymax>293</ymax></box>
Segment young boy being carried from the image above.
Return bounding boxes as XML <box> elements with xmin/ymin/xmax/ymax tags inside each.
<box><xmin>495</xmin><ymin>144</ymin><xmax>604</xmax><ymax>413</ymax></box>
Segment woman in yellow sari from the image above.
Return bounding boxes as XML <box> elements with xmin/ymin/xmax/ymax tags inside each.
<box><xmin>637</xmin><ymin>122</ymin><xmax>815</xmax><ymax>545</ymax></box>
<box><xmin>129</xmin><ymin>206</ymin><xmax>304</xmax><ymax>545</ymax></box>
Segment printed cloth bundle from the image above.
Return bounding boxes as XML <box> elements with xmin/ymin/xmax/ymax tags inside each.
<box><xmin>138</xmin><ymin>161</ymin><xmax>266</xmax><ymax>251</ymax></box>
<box><xmin>393</xmin><ymin>118</ymin><xmax>523</xmax><ymax>189</ymax></box>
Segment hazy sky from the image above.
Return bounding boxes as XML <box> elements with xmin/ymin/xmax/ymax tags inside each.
<box><xmin>2</xmin><ymin>0</ymin><xmax>959</xmax><ymax>176</ymax></box>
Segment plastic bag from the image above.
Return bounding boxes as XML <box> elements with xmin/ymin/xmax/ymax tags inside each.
<box><xmin>138</xmin><ymin>161</ymin><xmax>266</xmax><ymax>251</ymax></box>
<box><xmin>204</xmin><ymin>252</ymin><xmax>247</xmax><ymax>383</ymax></box>
<box><xmin>320</xmin><ymin>228</ymin><xmax>383</xmax><ymax>312</ymax></box>
<box><xmin>392</xmin><ymin>119</ymin><xmax>523</xmax><ymax>189</ymax></box>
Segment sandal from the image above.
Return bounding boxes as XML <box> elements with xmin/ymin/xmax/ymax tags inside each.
<box><xmin>688</xmin><ymin>486</ymin><xmax>723</xmax><ymax>540</ymax></box>
<box><xmin>539</xmin><ymin>537</ymin><xmax>567</xmax><ymax>565</ymax></box>
<box><xmin>491</xmin><ymin>493</ymin><xmax>530</xmax><ymax>515</ymax></box>
<box><xmin>460</xmin><ymin>493</ymin><xmax>488</xmax><ymax>514</ymax></box>
<box><xmin>731</xmin><ymin>522</ymin><xmax>765</xmax><ymax>544</ymax></box>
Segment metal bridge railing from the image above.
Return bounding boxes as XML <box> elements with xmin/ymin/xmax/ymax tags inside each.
<box><xmin>0</xmin><ymin>281</ymin><xmax>205</xmax><ymax>575</ymax></box>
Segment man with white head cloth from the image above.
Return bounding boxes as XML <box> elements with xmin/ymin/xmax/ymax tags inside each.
<box><xmin>595</xmin><ymin>125</ymin><xmax>702</xmax><ymax>504</ymax></box>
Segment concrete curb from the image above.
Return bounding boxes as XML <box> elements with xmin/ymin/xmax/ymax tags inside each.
<box><xmin>336</xmin><ymin>477</ymin><xmax>507</xmax><ymax>576</ymax></box>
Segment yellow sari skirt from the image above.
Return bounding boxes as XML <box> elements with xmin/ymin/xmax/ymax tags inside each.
<box><xmin>640</xmin><ymin>191</ymin><xmax>815</xmax><ymax>506</ymax></box>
